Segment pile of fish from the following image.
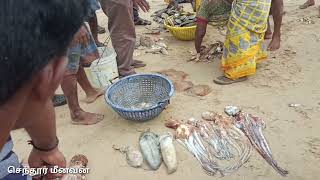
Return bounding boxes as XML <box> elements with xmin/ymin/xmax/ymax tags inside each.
<box><xmin>136</xmin><ymin>35</ymin><xmax>169</xmax><ymax>55</ymax></box>
<box><xmin>152</xmin><ymin>6</ymin><xmax>196</xmax><ymax>27</ymax></box>
<box><xmin>166</xmin><ymin>113</ymin><xmax>252</xmax><ymax>176</ymax></box>
<box><xmin>189</xmin><ymin>41</ymin><xmax>224</xmax><ymax>62</ymax></box>
<box><xmin>165</xmin><ymin>106</ymin><xmax>289</xmax><ymax>176</ymax></box>
<box><xmin>115</xmin><ymin>130</ymin><xmax>178</xmax><ymax>174</ymax></box>
<box><xmin>152</xmin><ymin>6</ymin><xmax>184</xmax><ymax>24</ymax></box>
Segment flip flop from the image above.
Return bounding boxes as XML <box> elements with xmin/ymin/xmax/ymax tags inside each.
<box><xmin>97</xmin><ymin>25</ymin><xmax>106</xmax><ymax>34</ymax></box>
<box><xmin>135</xmin><ymin>18</ymin><xmax>152</xmax><ymax>26</ymax></box>
<box><xmin>299</xmin><ymin>2</ymin><xmax>315</xmax><ymax>9</ymax></box>
<box><xmin>213</xmin><ymin>76</ymin><xmax>248</xmax><ymax>85</ymax></box>
<box><xmin>52</xmin><ymin>94</ymin><xmax>67</xmax><ymax>107</ymax></box>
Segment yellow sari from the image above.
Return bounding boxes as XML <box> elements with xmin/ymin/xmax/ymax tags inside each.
<box><xmin>221</xmin><ymin>0</ymin><xmax>271</xmax><ymax>80</ymax></box>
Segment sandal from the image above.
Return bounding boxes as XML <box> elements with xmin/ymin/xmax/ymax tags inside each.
<box><xmin>213</xmin><ymin>76</ymin><xmax>248</xmax><ymax>85</ymax></box>
<box><xmin>52</xmin><ymin>94</ymin><xmax>67</xmax><ymax>107</ymax></box>
<box><xmin>134</xmin><ymin>18</ymin><xmax>152</xmax><ymax>26</ymax></box>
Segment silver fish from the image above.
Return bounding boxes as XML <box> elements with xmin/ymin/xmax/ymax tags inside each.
<box><xmin>173</xmin><ymin>118</ymin><xmax>252</xmax><ymax>176</ymax></box>
<box><xmin>139</xmin><ymin>130</ymin><xmax>162</xmax><ymax>170</ymax></box>
<box><xmin>235</xmin><ymin>113</ymin><xmax>289</xmax><ymax>176</ymax></box>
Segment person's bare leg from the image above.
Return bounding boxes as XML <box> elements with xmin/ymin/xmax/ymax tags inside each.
<box><xmin>61</xmin><ymin>74</ymin><xmax>103</xmax><ymax>125</ymax></box>
<box><xmin>88</xmin><ymin>13</ymin><xmax>104</xmax><ymax>47</ymax></box>
<box><xmin>268</xmin><ymin>0</ymin><xmax>283</xmax><ymax>51</ymax></box>
<box><xmin>299</xmin><ymin>0</ymin><xmax>315</xmax><ymax>9</ymax></box>
<box><xmin>265</xmin><ymin>18</ymin><xmax>273</xmax><ymax>39</ymax></box>
<box><xmin>77</xmin><ymin>66</ymin><xmax>104</xmax><ymax>103</ymax></box>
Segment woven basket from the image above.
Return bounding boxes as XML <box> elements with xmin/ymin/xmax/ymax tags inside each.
<box><xmin>164</xmin><ymin>15</ymin><xmax>196</xmax><ymax>41</ymax></box>
<box><xmin>105</xmin><ymin>74</ymin><xmax>174</xmax><ymax>122</ymax></box>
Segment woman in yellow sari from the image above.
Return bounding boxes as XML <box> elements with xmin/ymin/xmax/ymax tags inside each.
<box><xmin>213</xmin><ymin>0</ymin><xmax>272</xmax><ymax>85</ymax></box>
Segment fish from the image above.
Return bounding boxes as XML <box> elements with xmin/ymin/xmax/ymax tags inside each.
<box><xmin>234</xmin><ymin>113</ymin><xmax>289</xmax><ymax>176</ymax></box>
<box><xmin>62</xmin><ymin>154</ymin><xmax>88</xmax><ymax>180</ymax></box>
<box><xmin>170</xmin><ymin>117</ymin><xmax>251</xmax><ymax>176</ymax></box>
<box><xmin>125</xmin><ymin>146</ymin><xmax>143</xmax><ymax>168</ymax></box>
<box><xmin>139</xmin><ymin>130</ymin><xmax>162</xmax><ymax>170</ymax></box>
<box><xmin>159</xmin><ymin>133</ymin><xmax>178</xmax><ymax>174</ymax></box>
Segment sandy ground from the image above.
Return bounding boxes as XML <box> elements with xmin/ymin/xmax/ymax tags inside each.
<box><xmin>12</xmin><ymin>0</ymin><xmax>320</xmax><ymax>179</ymax></box>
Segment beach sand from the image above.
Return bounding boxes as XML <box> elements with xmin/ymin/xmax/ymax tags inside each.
<box><xmin>12</xmin><ymin>0</ymin><xmax>320</xmax><ymax>179</ymax></box>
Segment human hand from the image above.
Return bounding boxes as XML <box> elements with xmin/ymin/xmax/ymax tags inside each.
<box><xmin>71</xmin><ymin>25</ymin><xmax>89</xmax><ymax>47</ymax></box>
<box><xmin>133</xmin><ymin>0</ymin><xmax>150</xmax><ymax>12</ymax></box>
<box><xmin>28</xmin><ymin>147</ymin><xmax>66</xmax><ymax>179</ymax></box>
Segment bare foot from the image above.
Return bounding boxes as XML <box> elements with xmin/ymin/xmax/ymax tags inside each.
<box><xmin>71</xmin><ymin>110</ymin><xmax>104</xmax><ymax>125</ymax></box>
<box><xmin>268</xmin><ymin>34</ymin><xmax>281</xmax><ymax>51</ymax></box>
<box><xmin>299</xmin><ymin>0</ymin><xmax>315</xmax><ymax>9</ymax></box>
<box><xmin>84</xmin><ymin>89</ymin><xmax>104</xmax><ymax>104</ymax></box>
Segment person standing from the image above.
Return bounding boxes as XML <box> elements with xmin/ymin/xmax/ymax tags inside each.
<box><xmin>0</xmin><ymin>0</ymin><xmax>88</xmax><ymax>179</ymax></box>
<box><xmin>100</xmin><ymin>0</ymin><xmax>149</xmax><ymax>77</ymax></box>
<box><xmin>213</xmin><ymin>0</ymin><xmax>281</xmax><ymax>84</ymax></box>
<box><xmin>61</xmin><ymin>24</ymin><xmax>105</xmax><ymax>125</ymax></box>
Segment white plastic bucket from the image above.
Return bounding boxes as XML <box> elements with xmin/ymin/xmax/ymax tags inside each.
<box><xmin>85</xmin><ymin>47</ymin><xmax>119</xmax><ymax>89</ymax></box>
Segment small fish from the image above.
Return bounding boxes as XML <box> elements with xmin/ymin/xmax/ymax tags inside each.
<box><xmin>139</xmin><ymin>130</ymin><xmax>162</xmax><ymax>170</ymax></box>
<box><xmin>159</xmin><ymin>133</ymin><xmax>178</xmax><ymax>174</ymax></box>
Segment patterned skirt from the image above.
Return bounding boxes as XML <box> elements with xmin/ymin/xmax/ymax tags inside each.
<box><xmin>221</xmin><ymin>0</ymin><xmax>271</xmax><ymax>79</ymax></box>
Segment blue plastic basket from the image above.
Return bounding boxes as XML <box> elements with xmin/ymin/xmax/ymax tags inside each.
<box><xmin>105</xmin><ymin>73</ymin><xmax>174</xmax><ymax>121</ymax></box>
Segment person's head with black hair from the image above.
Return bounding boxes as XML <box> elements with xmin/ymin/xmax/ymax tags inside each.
<box><xmin>0</xmin><ymin>0</ymin><xmax>89</xmax><ymax>161</ymax></box>
<box><xmin>0</xmin><ymin>0</ymin><xmax>89</xmax><ymax>105</ymax></box>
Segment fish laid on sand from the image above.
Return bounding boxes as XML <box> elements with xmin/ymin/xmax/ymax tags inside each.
<box><xmin>234</xmin><ymin>112</ymin><xmax>289</xmax><ymax>176</ymax></box>
<box><xmin>139</xmin><ymin>130</ymin><xmax>162</xmax><ymax>170</ymax></box>
<box><xmin>166</xmin><ymin>115</ymin><xmax>252</xmax><ymax>176</ymax></box>
<box><xmin>159</xmin><ymin>133</ymin><xmax>178</xmax><ymax>174</ymax></box>
<box><xmin>125</xmin><ymin>146</ymin><xmax>144</xmax><ymax>168</ymax></box>
<box><xmin>62</xmin><ymin>154</ymin><xmax>89</xmax><ymax>180</ymax></box>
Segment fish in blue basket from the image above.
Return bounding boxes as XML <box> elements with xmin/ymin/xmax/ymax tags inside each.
<box><xmin>139</xmin><ymin>130</ymin><xmax>162</xmax><ymax>170</ymax></box>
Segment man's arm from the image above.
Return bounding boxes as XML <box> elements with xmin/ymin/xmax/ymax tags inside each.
<box><xmin>24</xmin><ymin>99</ymin><xmax>57</xmax><ymax>150</ymax></box>
<box><xmin>195</xmin><ymin>23</ymin><xmax>207</xmax><ymax>54</ymax></box>
<box><xmin>23</xmin><ymin>99</ymin><xmax>66</xmax><ymax>179</ymax></box>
